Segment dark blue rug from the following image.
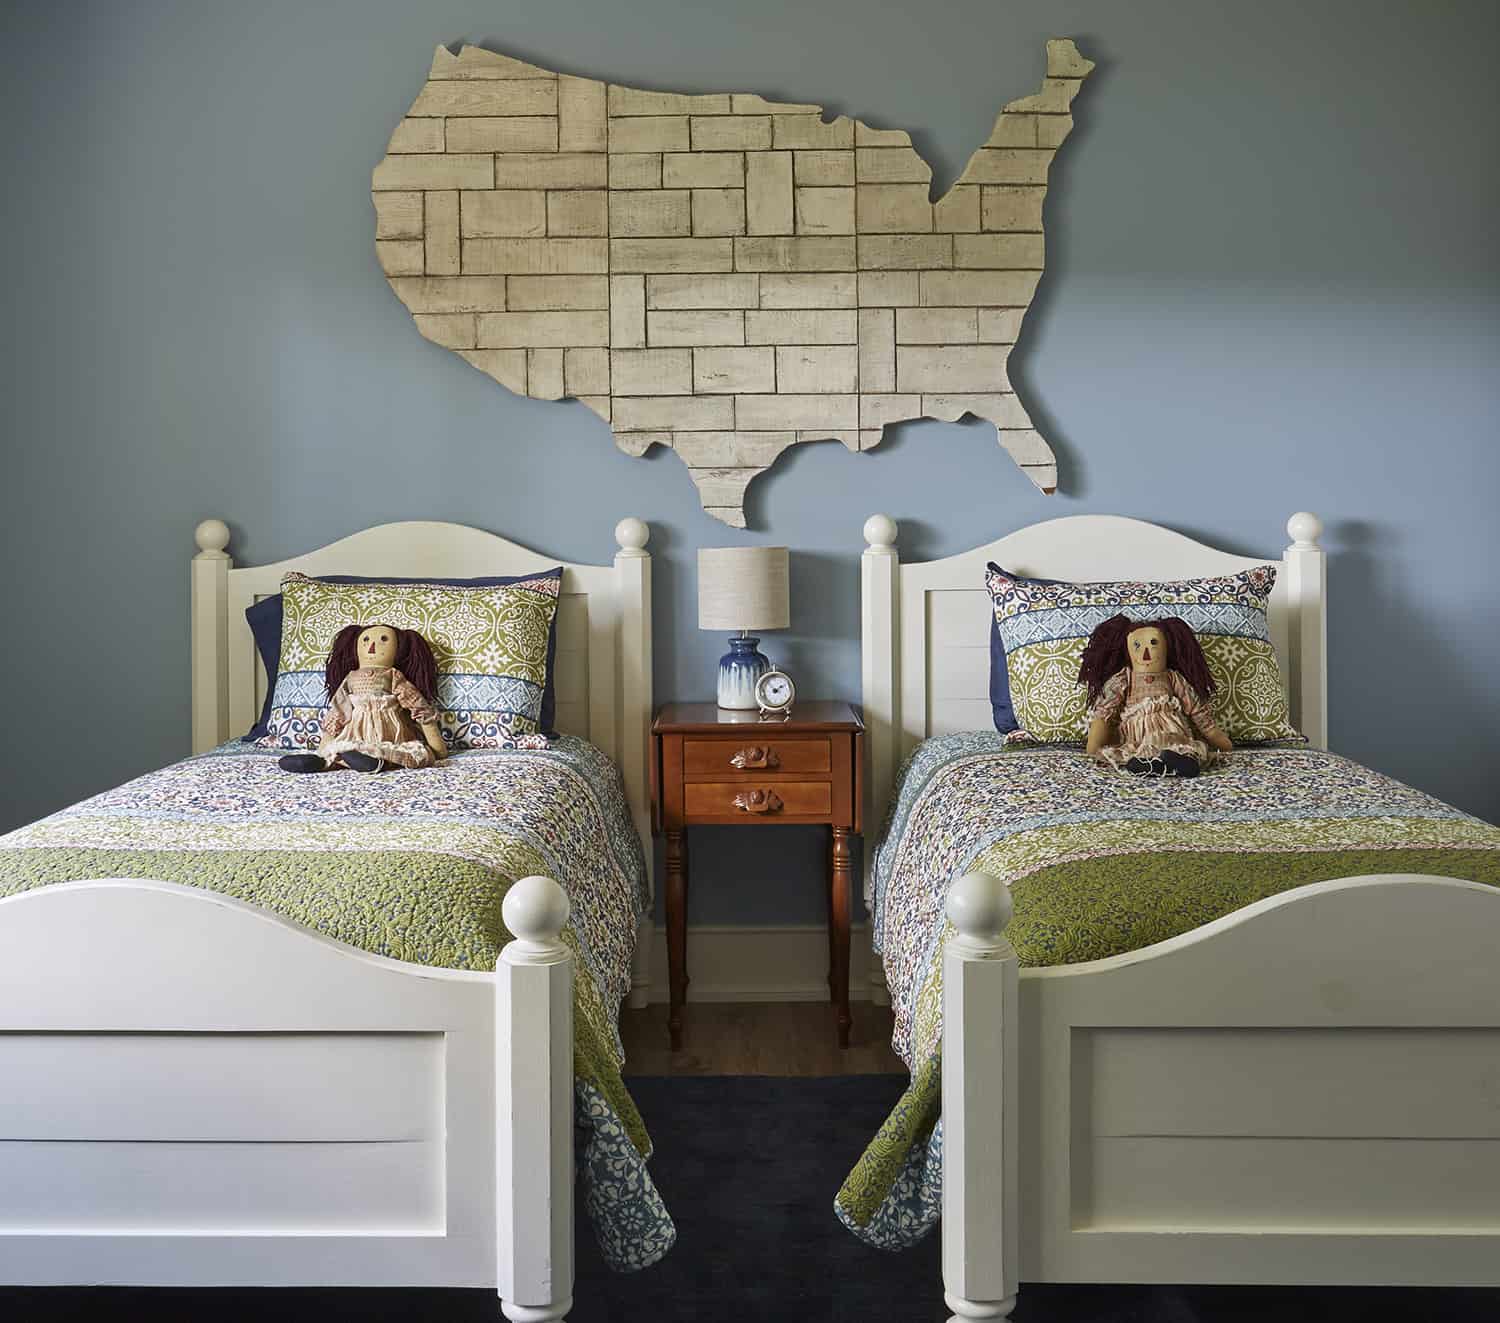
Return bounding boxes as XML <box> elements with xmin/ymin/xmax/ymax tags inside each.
<box><xmin>3</xmin><ymin>1074</ymin><xmax>1497</xmax><ymax>1321</ymax></box>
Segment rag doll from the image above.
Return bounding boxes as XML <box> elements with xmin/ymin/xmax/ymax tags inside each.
<box><xmin>1077</xmin><ymin>614</ymin><xmax>1232</xmax><ymax>778</ymax></box>
<box><xmin>278</xmin><ymin>624</ymin><xmax>447</xmax><ymax>774</ymax></box>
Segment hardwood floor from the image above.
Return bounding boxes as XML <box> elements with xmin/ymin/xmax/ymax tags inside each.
<box><xmin>621</xmin><ymin>1000</ymin><xmax>906</xmax><ymax>1075</ymax></box>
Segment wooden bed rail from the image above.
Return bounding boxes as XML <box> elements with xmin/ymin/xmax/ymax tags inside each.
<box><xmin>943</xmin><ymin>871</ymin><xmax>1020</xmax><ymax>1322</ymax></box>
<box><xmin>497</xmin><ymin>875</ymin><xmax>575</xmax><ymax>1323</ymax></box>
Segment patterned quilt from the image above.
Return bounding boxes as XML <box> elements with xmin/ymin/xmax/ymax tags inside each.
<box><xmin>835</xmin><ymin>733</ymin><xmax>1500</xmax><ymax>1249</ymax></box>
<box><xmin>0</xmin><ymin>737</ymin><xmax>675</xmax><ymax>1272</ymax></box>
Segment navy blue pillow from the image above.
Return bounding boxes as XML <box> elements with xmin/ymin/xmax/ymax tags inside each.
<box><xmin>242</xmin><ymin>573</ymin><xmax>562</xmax><ymax>742</ymax></box>
<box><xmin>986</xmin><ymin>563</ymin><xmax>1062</xmax><ymax>735</ymax></box>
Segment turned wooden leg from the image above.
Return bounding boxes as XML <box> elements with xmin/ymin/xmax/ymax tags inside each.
<box><xmin>825</xmin><ymin>827</ymin><xmax>837</xmax><ymax>1000</ymax></box>
<box><xmin>665</xmin><ymin>828</ymin><xmax>688</xmax><ymax>1050</ymax></box>
<box><xmin>830</xmin><ymin>825</ymin><xmax>853</xmax><ymax>1047</ymax></box>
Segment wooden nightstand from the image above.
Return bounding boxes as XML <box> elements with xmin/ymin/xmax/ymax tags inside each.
<box><xmin>652</xmin><ymin>701</ymin><xmax>865</xmax><ymax>1049</ymax></box>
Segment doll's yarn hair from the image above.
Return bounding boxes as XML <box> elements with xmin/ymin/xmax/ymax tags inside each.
<box><xmin>325</xmin><ymin>624</ymin><xmax>440</xmax><ymax>703</ymax></box>
<box><xmin>1077</xmin><ymin>613</ymin><xmax>1217</xmax><ymax>708</ymax></box>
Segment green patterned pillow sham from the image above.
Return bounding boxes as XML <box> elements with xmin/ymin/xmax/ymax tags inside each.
<box><xmin>984</xmin><ymin>563</ymin><xmax>1303</xmax><ymax>745</ymax></box>
<box><xmin>258</xmin><ymin>570</ymin><xmax>561</xmax><ymax>751</ymax></box>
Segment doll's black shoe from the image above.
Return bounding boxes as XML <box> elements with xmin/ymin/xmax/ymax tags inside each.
<box><xmin>278</xmin><ymin>754</ymin><xmax>327</xmax><ymax>774</ymax></box>
<box><xmin>1125</xmin><ymin>757</ymin><xmax>1167</xmax><ymax>777</ymax></box>
<box><xmin>1159</xmin><ymin>751</ymin><xmax>1201</xmax><ymax>778</ymax></box>
<box><xmin>341</xmin><ymin>751</ymin><xmax>389</xmax><ymax>773</ymax></box>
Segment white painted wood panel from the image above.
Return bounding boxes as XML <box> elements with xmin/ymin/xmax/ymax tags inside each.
<box><xmin>0</xmin><ymin>878</ymin><xmax>497</xmax><ymax>1288</ymax></box>
<box><xmin>1085</xmin><ymin>1027</ymin><xmax>1500</xmax><ymax>1139</ymax></box>
<box><xmin>1022</xmin><ymin>877</ymin><xmax>1500</xmax><ymax>1289</ymax></box>
<box><xmin>0</xmin><ymin>1139</ymin><xmax>444</xmax><ymax>1233</ymax></box>
<box><xmin>1085</xmin><ymin>1136</ymin><xmax>1500</xmax><ymax>1231</ymax></box>
<box><xmin>927</xmin><ymin>698</ymin><xmax>994</xmax><ymax>738</ymax></box>
<box><xmin>926</xmin><ymin>587</ymin><xmax>990</xmax><ymax>647</ymax></box>
<box><xmin>0</xmin><ymin>1031</ymin><xmax>442</xmax><ymax>1142</ymax></box>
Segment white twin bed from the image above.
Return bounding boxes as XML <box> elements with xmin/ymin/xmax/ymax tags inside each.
<box><xmin>0</xmin><ymin>516</ymin><xmax>657</xmax><ymax>1321</ymax></box>
<box><xmin>857</xmin><ymin>511</ymin><xmax>1500</xmax><ymax>1320</ymax></box>
<box><xmin>2</xmin><ymin>509</ymin><xmax>1498</xmax><ymax>1323</ymax></box>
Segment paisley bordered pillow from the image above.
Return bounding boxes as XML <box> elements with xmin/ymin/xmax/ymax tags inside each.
<box><xmin>256</xmin><ymin>570</ymin><xmax>562</xmax><ymax>751</ymax></box>
<box><xmin>984</xmin><ymin>563</ymin><xmax>1303</xmax><ymax>745</ymax></box>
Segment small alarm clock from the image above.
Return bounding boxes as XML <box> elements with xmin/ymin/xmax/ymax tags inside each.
<box><xmin>754</xmin><ymin>666</ymin><xmax>796</xmax><ymax>718</ymax></box>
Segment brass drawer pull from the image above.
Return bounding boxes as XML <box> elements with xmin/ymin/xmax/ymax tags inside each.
<box><xmin>732</xmin><ymin>788</ymin><xmax>783</xmax><ymax>814</ymax></box>
<box><xmin>730</xmin><ymin>745</ymin><xmax>780</xmax><ymax>770</ymax></box>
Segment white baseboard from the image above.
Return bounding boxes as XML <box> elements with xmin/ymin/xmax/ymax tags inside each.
<box><xmin>642</xmin><ymin>923</ymin><xmax>876</xmax><ymax>1003</ymax></box>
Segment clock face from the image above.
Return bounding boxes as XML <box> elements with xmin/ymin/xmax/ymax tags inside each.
<box><xmin>757</xmin><ymin>670</ymin><xmax>795</xmax><ymax>711</ymax></box>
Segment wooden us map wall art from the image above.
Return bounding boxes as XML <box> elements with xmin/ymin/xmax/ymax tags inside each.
<box><xmin>372</xmin><ymin>39</ymin><xmax>1093</xmax><ymax>526</ymax></box>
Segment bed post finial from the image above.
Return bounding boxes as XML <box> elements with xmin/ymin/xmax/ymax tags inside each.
<box><xmin>194</xmin><ymin>518</ymin><xmax>231</xmax><ymax>559</ymax></box>
<box><xmin>501</xmin><ymin>875</ymin><xmax>571</xmax><ymax>960</ymax></box>
<box><xmin>614</xmin><ymin>516</ymin><xmax>649</xmax><ymax>558</ymax></box>
<box><xmin>946</xmin><ymin>870</ymin><xmax>1014</xmax><ymax>954</ymax></box>
<box><xmin>498</xmin><ymin>875</ymin><xmax>575</xmax><ymax>1322</ymax></box>
<box><xmin>1284</xmin><ymin>511</ymin><xmax>1327</xmax><ymax>750</ymax></box>
<box><xmin>1286</xmin><ymin>511</ymin><xmax>1323</xmax><ymax>550</ymax></box>
<box><xmin>943</xmin><ymin>868</ymin><xmax>1020</xmax><ymax>1322</ymax></box>
<box><xmin>864</xmin><ymin>513</ymin><xmax>897</xmax><ymax>553</ymax></box>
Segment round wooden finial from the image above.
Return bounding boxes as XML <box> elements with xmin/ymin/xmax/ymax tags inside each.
<box><xmin>946</xmin><ymin>870</ymin><xmax>1013</xmax><ymax>943</ymax></box>
<box><xmin>194</xmin><ymin>518</ymin><xmax>230</xmax><ymax>557</ymax></box>
<box><xmin>1286</xmin><ymin>511</ymin><xmax>1323</xmax><ymax>548</ymax></box>
<box><xmin>503</xmin><ymin>875</ymin><xmax>571</xmax><ymax>947</ymax></box>
<box><xmin>863</xmin><ymin>513</ymin><xmax>897</xmax><ymax>550</ymax></box>
<box><xmin>615</xmin><ymin>516</ymin><xmax>650</xmax><ymax>554</ymax></box>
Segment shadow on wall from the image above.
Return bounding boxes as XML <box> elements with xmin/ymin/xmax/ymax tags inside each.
<box><xmin>1329</xmin><ymin>519</ymin><xmax>1496</xmax><ymax>795</ymax></box>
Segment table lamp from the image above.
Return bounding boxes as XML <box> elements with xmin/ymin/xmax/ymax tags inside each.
<box><xmin>697</xmin><ymin>546</ymin><xmax>790</xmax><ymax>709</ymax></box>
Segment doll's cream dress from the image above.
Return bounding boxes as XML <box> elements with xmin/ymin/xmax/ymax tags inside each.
<box><xmin>318</xmin><ymin>667</ymin><xmax>438</xmax><ymax>769</ymax></box>
<box><xmin>1087</xmin><ymin>666</ymin><xmax>1225</xmax><ymax>771</ymax></box>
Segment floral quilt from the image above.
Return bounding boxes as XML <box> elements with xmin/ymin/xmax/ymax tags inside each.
<box><xmin>835</xmin><ymin>733</ymin><xmax>1500</xmax><ymax>1249</ymax></box>
<box><xmin>0</xmin><ymin>736</ymin><xmax>675</xmax><ymax>1272</ymax></box>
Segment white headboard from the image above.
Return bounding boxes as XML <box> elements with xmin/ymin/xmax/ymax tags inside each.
<box><xmin>189</xmin><ymin>517</ymin><xmax>654</xmax><ymax>891</ymax></box>
<box><xmin>860</xmin><ymin>512</ymin><xmax>1327</xmax><ymax>843</ymax></box>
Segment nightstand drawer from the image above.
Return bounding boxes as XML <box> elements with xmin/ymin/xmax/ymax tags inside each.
<box><xmin>684</xmin><ymin>779</ymin><xmax>833</xmax><ymax>818</ymax></box>
<box><xmin>683</xmin><ymin>737</ymin><xmax>831</xmax><ymax>776</ymax></box>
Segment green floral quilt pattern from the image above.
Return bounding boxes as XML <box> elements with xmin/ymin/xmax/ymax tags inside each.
<box><xmin>835</xmin><ymin>734</ymin><xmax>1500</xmax><ymax>1248</ymax></box>
<box><xmin>0</xmin><ymin>737</ymin><xmax>674</xmax><ymax>1272</ymax></box>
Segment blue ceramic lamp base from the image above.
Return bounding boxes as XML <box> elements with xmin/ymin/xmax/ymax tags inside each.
<box><xmin>717</xmin><ymin>634</ymin><xmax>770</xmax><ymax>710</ymax></box>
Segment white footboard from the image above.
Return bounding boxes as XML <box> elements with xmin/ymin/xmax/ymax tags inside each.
<box><xmin>942</xmin><ymin>871</ymin><xmax>1500</xmax><ymax>1314</ymax></box>
<box><xmin>0</xmin><ymin>874</ymin><xmax>576</xmax><ymax>1318</ymax></box>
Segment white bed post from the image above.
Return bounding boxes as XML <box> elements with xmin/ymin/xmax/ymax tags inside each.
<box><xmin>1283</xmin><ymin>511</ymin><xmax>1328</xmax><ymax>749</ymax></box>
<box><xmin>191</xmin><ymin>518</ymin><xmax>232</xmax><ymax>755</ymax></box>
<box><xmin>942</xmin><ymin>871</ymin><xmax>1019</xmax><ymax>1322</ymax></box>
<box><xmin>497</xmin><ymin>876</ymin><xmax>575</xmax><ymax>1323</ymax></box>
<box><xmin>614</xmin><ymin>517</ymin><xmax>654</xmax><ymax>1011</ymax></box>
<box><xmin>861</xmin><ymin>514</ymin><xmax>899</xmax><ymax>1008</ymax></box>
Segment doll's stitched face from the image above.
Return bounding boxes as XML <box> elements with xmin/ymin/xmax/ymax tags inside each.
<box><xmin>357</xmin><ymin>626</ymin><xmax>400</xmax><ymax>670</ymax></box>
<box><xmin>1127</xmin><ymin>627</ymin><xmax>1169</xmax><ymax>675</ymax></box>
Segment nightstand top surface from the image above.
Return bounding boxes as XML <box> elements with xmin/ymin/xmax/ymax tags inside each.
<box><xmin>653</xmin><ymin>701</ymin><xmax>863</xmax><ymax>733</ymax></box>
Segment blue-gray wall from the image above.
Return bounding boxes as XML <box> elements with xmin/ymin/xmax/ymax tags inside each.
<box><xmin>3</xmin><ymin>1</ymin><xmax>1496</xmax><ymax>924</ymax></box>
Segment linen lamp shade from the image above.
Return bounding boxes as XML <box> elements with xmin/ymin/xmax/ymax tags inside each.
<box><xmin>697</xmin><ymin>547</ymin><xmax>790</xmax><ymax>632</ymax></box>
